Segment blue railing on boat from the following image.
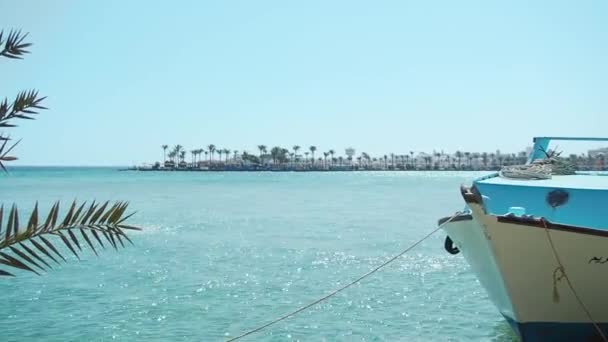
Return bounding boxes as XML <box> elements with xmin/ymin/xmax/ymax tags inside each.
<box><xmin>530</xmin><ymin>137</ymin><xmax>608</xmax><ymax>163</ymax></box>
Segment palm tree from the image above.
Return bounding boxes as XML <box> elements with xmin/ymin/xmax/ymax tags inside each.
<box><xmin>193</xmin><ymin>149</ymin><xmax>200</xmax><ymax>166</ymax></box>
<box><xmin>233</xmin><ymin>150</ymin><xmax>238</xmax><ymax>161</ymax></box>
<box><xmin>489</xmin><ymin>153</ymin><xmax>496</xmax><ymax>168</ymax></box>
<box><xmin>190</xmin><ymin>150</ymin><xmax>196</xmax><ymax>165</ymax></box>
<box><xmin>258</xmin><ymin>145</ymin><xmax>267</xmax><ymax>165</ymax></box>
<box><xmin>329</xmin><ymin>150</ymin><xmax>335</xmax><ymax>167</ymax></box>
<box><xmin>270</xmin><ymin>146</ymin><xmax>285</xmax><ymax>165</ymax></box>
<box><xmin>198</xmin><ymin>149</ymin><xmax>205</xmax><ymax>165</ymax></box>
<box><xmin>224</xmin><ymin>149</ymin><xmax>230</xmax><ymax>163</ymax></box>
<box><xmin>173</xmin><ymin>145</ymin><xmax>183</xmax><ymax>163</ymax></box>
<box><xmin>207</xmin><ymin>144</ymin><xmax>216</xmax><ymax>163</ymax></box>
<box><xmin>323</xmin><ymin>152</ymin><xmax>329</xmax><ymax>168</ymax></box>
<box><xmin>168</xmin><ymin>151</ymin><xmax>177</xmax><ymax>165</ymax></box>
<box><xmin>361</xmin><ymin>152</ymin><xmax>370</xmax><ymax>168</ymax></box>
<box><xmin>445</xmin><ymin>155</ymin><xmax>452</xmax><ymax>169</ymax></box>
<box><xmin>170</xmin><ymin>146</ymin><xmax>176</xmax><ymax>163</ymax></box>
<box><xmin>472</xmin><ymin>152</ymin><xmax>481</xmax><ymax>169</ymax></box>
<box><xmin>383</xmin><ymin>155</ymin><xmax>388</xmax><ymax>169</ymax></box>
<box><xmin>309</xmin><ymin>146</ymin><xmax>317</xmax><ymax>166</ymax></box>
<box><xmin>455</xmin><ymin>151</ymin><xmax>463</xmax><ymax>169</ymax></box>
<box><xmin>425</xmin><ymin>156</ymin><xmax>432</xmax><ymax>169</ymax></box>
<box><xmin>434</xmin><ymin>152</ymin><xmax>441</xmax><ymax>169</ymax></box>
<box><xmin>204</xmin><ymin>151</ymin><xmax>209</xmax><ymax>162</ymax></box>
<box><xmin>304</xmin><ymin>151</ymin><xmax>309</xmax><ymax>165</ymax></box>
<box><xmin>162</xmin><ymin>144</ymin><xmax>168</xmax><ymax>162</ymax></box>
<box><xmin>281</xmin><ymin>148</ymin><xmax>289</xmax><ymax>165</ymax></box>
<box><xmin>217</xmin><ymin>149</ymin><xmax>223</xmax><ymax>163</ymax></box>
<box><xmin>292</xmin><ymin>145</ymin><xmax>300</xmax><ymax>166</ymax></box>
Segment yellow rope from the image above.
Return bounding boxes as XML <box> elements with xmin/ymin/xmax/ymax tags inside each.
<box><xmin>541</xmin><ymin>218</ymin><xmax>607</xmax><ymax>342</ymax></box>
<box><xmin>226</xmin><ymin>213</ymin><xmax>461</xmax><ymax>341</ymax></box>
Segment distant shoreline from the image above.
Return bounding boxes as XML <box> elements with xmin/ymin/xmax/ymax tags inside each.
<box><xmin>119</xmin><ymin>166</ymin><xmax>501</xmax><ymax>172</ymax></box>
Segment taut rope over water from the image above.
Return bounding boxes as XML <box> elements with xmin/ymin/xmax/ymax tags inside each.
<box><xmin>227</xmin><ymin>213</ymin><xmax>461</xmax><ymax>341</ymax></box>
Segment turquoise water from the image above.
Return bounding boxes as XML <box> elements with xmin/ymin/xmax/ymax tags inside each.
<box><xmin>0</xmin><ymin>168</ymin><xmax>518</xmax><ymax>341</ymax></box>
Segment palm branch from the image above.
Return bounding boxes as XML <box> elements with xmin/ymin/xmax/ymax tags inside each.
<box><xmin>0</xmin><ymin>30</ymin><xmax>31</xmax><ymax>59</ymax></box>
<box><xmin>0</xmin><ymin>200</ymin><xmax>141</xmax><ymax>277</ymax></box>
<box><xmin>0</xmin><ymin>89</ymin><xmax>47</xmax><ymax>172</ymax></box>
<box><xmin>0</xmin><ymin>29</ymin><xmax>47</xmax><ymax>172</ymax></box>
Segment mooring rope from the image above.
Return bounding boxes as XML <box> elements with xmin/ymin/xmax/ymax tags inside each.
<box><xmin>541</xmin><ymin>219</ymin><xmax>608</xmax><ymax>342</ymax></box>
<box><xmin>227</xmin><ymin>213</ymin><xmax>461</xmax><ymax>341</ymax></box>
<box><xmin>499</xmin><ymin>162</ymin><xmax>552</xmax><ymax>180</ymax></box>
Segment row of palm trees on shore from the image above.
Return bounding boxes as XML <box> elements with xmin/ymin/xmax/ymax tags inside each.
<box><xmin>159</xmin><ymin>144</ymin><xmax>524</xmax><ymax>170</ymax></box>
<box><xmin>162</xmin><ymin>144</ymin><xmax>235</xmax><ymax>167</ymax></box>
<box><xmin>161</xmin><ymin>144</ymin><xmax>356</xmax><ymax>168</ymax></box>
<box><xmin>157</xmin><ymin>144</ymin><xmax>608</xmax><ymax>171</ymax></box>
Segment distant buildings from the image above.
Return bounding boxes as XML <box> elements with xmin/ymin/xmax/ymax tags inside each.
<box><xmin>588</xmin><ymin>147</ymin><xmax>608</xmax><ymax>158</ymax></box>
<box><xmin>345</xmin><ymin>147</ymin><xmax>355</xmax><ymax>159</ymax></box>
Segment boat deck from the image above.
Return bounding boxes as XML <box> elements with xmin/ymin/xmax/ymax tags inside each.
<box><xmin>473</xmin><ymin>173</ymin><xmax>608</xmax><ymax>228</ymax></box>
<box><xmin>478</xmin><ymin>173</ymin><xmax>608</xmax><ymax>190</ymax></box>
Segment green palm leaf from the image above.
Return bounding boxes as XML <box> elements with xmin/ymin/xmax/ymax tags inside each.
<box><xmin>0</xmin><ymin>201</ymin><xmax>141</xmax><ymax>277</ymax></box>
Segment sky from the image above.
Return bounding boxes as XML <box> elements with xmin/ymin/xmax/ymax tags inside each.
<box><xmin>1</xmin><ymin>0</ymin><xmax>607</xmax><ymax>165</ymax></box>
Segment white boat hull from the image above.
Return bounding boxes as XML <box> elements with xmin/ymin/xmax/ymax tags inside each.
<box><xmin>441</xmin><ymin>213</ymin><xmax>515</xmax><ymax>320</ymax></box>
<box><xmin>442</xmin><ymin>203</ymin><xmax>608</xmax><ymax>341</ymax></box>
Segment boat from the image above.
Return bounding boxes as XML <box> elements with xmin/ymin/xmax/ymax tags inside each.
<box><xmin>440</xmin><ymin>137</ymin><xmax>608</xmax><ymax>341</ymax></box>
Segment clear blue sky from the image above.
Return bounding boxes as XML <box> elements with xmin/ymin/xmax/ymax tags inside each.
<box><xmin>1</xmin><ymin>0</ymin><xmax>607</xmax><ymax>165</ymax></box>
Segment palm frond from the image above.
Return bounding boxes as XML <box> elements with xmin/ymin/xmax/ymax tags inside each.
<box><xmin>0</xmin><ymin>29</ymin><xmax>31</xmax><ymax>59</ymax></box>
<box><xmin>0</xmin><ymin>30</ymin><xmax>47</xmax><ymax>171</ymax></box>
<box><xmin>0</xmin><ymin>201</ymin><xmax>141</xmax><ymax>277</ymax></box>
<box><xmin>0</xmin><ymin>138</ymin><xmax>21</xmax><ymax>172</ymax></box>
<box><xmin>0</xmin><ymin>89</ymin><xmax>47</xmax><ymax>171</ymax></box>
<box><xmin>0</xmin><ymin>90</ymin><xmax>47</xmax><ymax>128</ymax></box>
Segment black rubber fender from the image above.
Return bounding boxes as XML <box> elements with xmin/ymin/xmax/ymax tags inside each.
<box><xmin>444</xmin><ymin>236</ymin><xmax>460</xmax><ymax>255</ymax></box>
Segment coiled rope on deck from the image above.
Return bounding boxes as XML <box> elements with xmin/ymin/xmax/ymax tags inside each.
<box><xmin>227</xmin><ymin>213</ymin><xmax>461</xmax><ymax>341</ymax></box>
<box><xmin>499</xmin><ymin>148</ymin><xmax>577</xmax><ymax>180</ymax></box>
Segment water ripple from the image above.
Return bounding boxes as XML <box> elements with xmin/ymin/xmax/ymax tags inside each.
<box><xmin>0</xmin><ymin>170</ymin><xmax>515</xmax><ymax>341</ymax></box>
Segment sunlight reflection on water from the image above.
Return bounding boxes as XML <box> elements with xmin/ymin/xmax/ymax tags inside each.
<box><xmin>0</xmin><ymin>169</ymin><xmax>515</xmax><ymax>341</ymax></box>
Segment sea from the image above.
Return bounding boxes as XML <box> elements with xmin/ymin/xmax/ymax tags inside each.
<box><xmin>0</xmin><ymin>167</ymin><xmax>518</xmax><ymax>341</ymax></box>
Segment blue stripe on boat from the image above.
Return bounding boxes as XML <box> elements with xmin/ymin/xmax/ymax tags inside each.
<box><xmin>503</xmin><ymin>315</ymin><xmax>608</xmax><ymax>341</ymax></box>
